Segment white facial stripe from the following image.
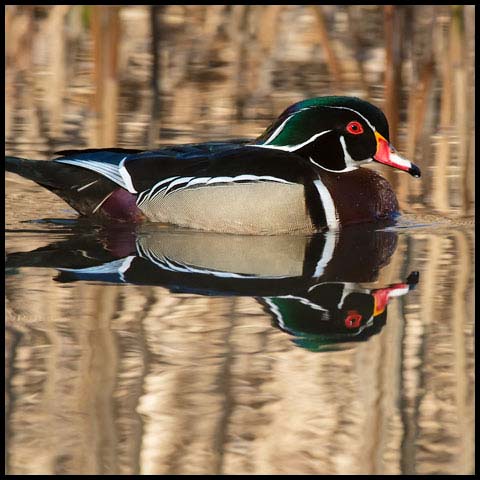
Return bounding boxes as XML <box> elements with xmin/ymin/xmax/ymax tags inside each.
<box><xmin>264</xmin><ymin>295</ymin><xmax>335</xmax><ymax>334</ymax></box>
<box><xmin>119</xmin><ymin>157</ymin><xmax>137</xmax><ymax>193</ymax></box>
<box><xmin>264</xmin><ymin>296</ymin><xmax>331</xmax><ymax>332</ymax></box>
<box><xmin>322</xmin><ymin>105</ymin><xmax>376</xmax><ymax>132</ymax></box>
<box><xmin>313</xmin><ymin>178</ymin><xmax>339</xmax><ymax>229</ymax></box>
<box><xmin>252</xmin><ymin>129</ymin><xmax>332</xmax><ymax>152</ymax></box>
<box><xmin>263</xmin><ymin>114</ymin><xmax>295</xmax><ymax>145</ymax></box>
<box><xmin>262</xmin><ymin>106</ymin><xmax>313</xmax><ymax>145</ymax></box>
<box><xmin>279</xmin><ymin>295</ymin><xmax>331</xmax><ymax>312</ymax></box>
<box><xmin>288</xmin><ymin>130</ymin><xmax>333</xmax><ymax>151</ymax></box>
<box><xmin>336</xmin><ymin>282</ymin><xmax>362</xmax><ymax>309</ymax></box>
<box><xmin>263</xmin><ymin>298</ymin><xmax>286</xmax><ymax>330</ymax></box>
<box><xmin>254</xmin><ymin>103</ymin><xmax>378</xmax><ymax>154</ymax></box>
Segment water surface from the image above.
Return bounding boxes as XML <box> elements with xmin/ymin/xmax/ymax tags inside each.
<box><xmin>5</xmin><ymin>195</ymin><xmax>474</xmax><ymax>475</ymax></box>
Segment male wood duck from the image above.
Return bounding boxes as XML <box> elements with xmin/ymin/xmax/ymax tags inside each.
<box><xmin>6</xmin><ymin>96</ymin><xmax>420</xmax><ymax>234</ymax></box>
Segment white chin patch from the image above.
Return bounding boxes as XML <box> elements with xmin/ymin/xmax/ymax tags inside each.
<box><xmin>357</xmin><ymin>157</ymin><xmax>374</xmax><ymax>166</ymax></box>
<box><xmin>339</xmin><ymin>135</ymin><xmax>360</xmax><ymax>170</ymax></box>
<box><xmin>309</xmin><ymin>132</ymin><xmax>374</xmax><ymax>173</ymax></box>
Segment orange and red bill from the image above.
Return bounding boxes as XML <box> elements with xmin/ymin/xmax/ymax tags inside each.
<box><xmin>372</xmin><ymin>271</ymin><xmax>419</xmax><ymax>316</ymax></box>
<box><xmin>374</xmin><ymin>131</ymin><xmax>421</xmax><ymax>177</ymax></box>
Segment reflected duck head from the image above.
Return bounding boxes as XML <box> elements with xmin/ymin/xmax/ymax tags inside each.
<box><xmin>263</xmin><ymin>271</ymin><xmax>419</xmax><ymax>352</ymax></box>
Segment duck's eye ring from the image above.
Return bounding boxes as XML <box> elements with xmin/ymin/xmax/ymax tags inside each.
<box><xmin>346</xmin><ymin>121</ymin><xmax>364</xmax><ymax>135</ymax></box>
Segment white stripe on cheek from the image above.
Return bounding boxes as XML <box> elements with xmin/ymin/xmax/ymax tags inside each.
<box><xmin>323</xmin><ymin>105</ymin><xmax>376</xmax><ymax>132</ymax></box>
<box><xmin>339</xmin><ymin>135</ymin><xmax>357</xmax><ymax>169</ymax></box>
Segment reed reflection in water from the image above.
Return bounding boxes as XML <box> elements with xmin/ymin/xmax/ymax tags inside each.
<box><xmin>5</xmin><ymin>220</ymin><xmax>474</xmax><ymax>474</ymax></box>
<box><xmin>5</xmin><ymin>4</ymin><xmax>475</xmax><ymax>476</ymax></box>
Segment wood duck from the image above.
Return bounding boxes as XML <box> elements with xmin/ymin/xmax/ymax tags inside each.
<box><xmin>6</xmin><ymin>96</ymin><xmax>421</xmax><ymax>234</ymax></box>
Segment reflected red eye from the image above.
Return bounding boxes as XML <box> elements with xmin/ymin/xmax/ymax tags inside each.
<box><xmin>346</xmin><ymin>121</ymin><xmax>364</xmax><ymax>135</ymax></box>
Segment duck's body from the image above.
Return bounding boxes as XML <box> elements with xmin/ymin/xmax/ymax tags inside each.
<box><xmin>5</xmin><ymin>96</ymin><xmax>420</xmax><ymax>234</ymax></box>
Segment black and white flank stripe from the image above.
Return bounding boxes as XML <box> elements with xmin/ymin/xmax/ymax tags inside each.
<box><xmin>136</xmin><ymin>174</ymin><xmax>294</xmax><ymax>208</ymax></box>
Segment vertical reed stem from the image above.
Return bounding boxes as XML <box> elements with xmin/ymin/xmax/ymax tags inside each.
<box><xmin>148</xmin><ymin>6</ymin><xmax>163</xmax><ymax>148</ymax></box>
<box><xmin>91</xmin><ymin>6</ymin><xmax>120</xmax><ymax>147</ymax></box>
<box><xmin>383</xmin><ymin>5</ymin><xmax>404</xmax><ymax>147</ymax></box>
<box><xmin>312</xmin><ymin>6</ymin><xmax>343</xmax><ymax>89</ymax></box>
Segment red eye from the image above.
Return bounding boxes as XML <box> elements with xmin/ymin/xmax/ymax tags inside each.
<box><xmin>346</xmin><ymin>121</ymin><xmax>364</xmax><ymax>135</ymax></box>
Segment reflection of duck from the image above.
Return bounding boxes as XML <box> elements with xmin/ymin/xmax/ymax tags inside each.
<box><xmin>6</xmin><ymin>97</ymin><xmax>420</xmax><ymax>234</ymax></box>
<box><xmin>6</xmin><ymin>223</ymin><xmax>418</xmax><ymax>351</ymax></box>
<box><xmin>263</xmin><ymin>272</ymin><xmax>418</xmax><ymax>351</ymax></box>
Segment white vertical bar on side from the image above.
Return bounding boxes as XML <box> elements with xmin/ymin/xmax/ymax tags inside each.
<box><xmin>313</xmin><ymin>178</ymin><xmax>339</xmax><ymax>230</ymax></box>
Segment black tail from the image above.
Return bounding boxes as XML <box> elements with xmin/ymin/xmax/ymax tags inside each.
<box><xmin>6</xmin><ymin>156</ymin><xmax>118</xmax><ymax>216</ymax></box>
<box><xmin>6</xmin><ymin>156</ymin><xmax>55</xmax><ymax>186</ymax></box>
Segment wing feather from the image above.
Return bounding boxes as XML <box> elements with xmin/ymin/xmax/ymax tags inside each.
<box><xmin>55</xmin><ymin>158</ymin><xmax>127</xmax><ymax>190</ymax></box>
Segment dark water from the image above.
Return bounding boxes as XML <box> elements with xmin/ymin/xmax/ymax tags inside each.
<box><xmin>5</xmin><ymin>5</ymin><xmax>475</xmax><ymax>475</ymax></box>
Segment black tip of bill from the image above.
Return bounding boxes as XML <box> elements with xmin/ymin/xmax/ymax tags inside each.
<box><xmin>406</xmin><ymin>271</ymin><xmax>420</xmax><ymax>288</ymax></box>
<box><xmin>408</xmin><ymin>164</ymin><xmax>421</xmax><ymax>178</ymax></box>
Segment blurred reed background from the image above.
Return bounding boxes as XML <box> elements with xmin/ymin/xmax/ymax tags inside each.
<box><xmin>5</xmin><ymin>5</ymin><xmax>475</xmax><ymax>218</ymax></box>
<box><xmin>5</xmin><ymin>5</ymin><xmax>475</xmax><ymax>475</ymax></box>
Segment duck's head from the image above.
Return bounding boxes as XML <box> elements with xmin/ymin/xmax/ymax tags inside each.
<box><xmin>255</xmin><ymin>96</ymin><xmax>421</xmax><ymax>177</ymax></box>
